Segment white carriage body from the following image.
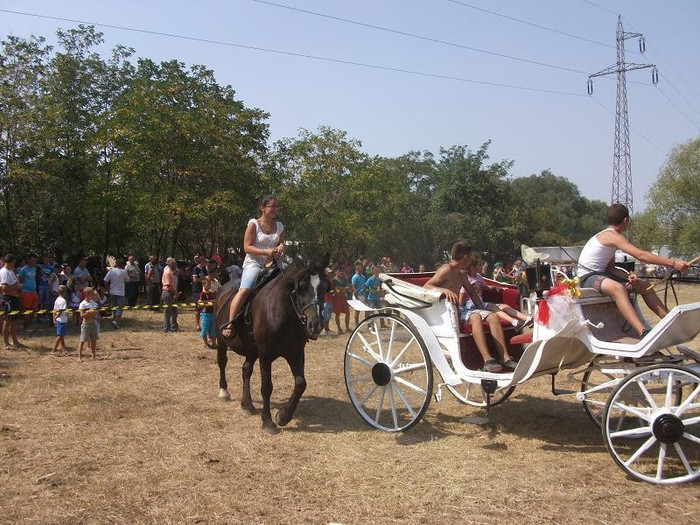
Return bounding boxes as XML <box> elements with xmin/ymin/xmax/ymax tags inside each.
<box><xmin>344</xmin><ymin>272</ymin><xmax>700</xmax><ymax>484</ymax></box>
<box><xmin>365</xmin><ymin>273</ymin><xmax>700</xmax><ymax>387</ymax></box>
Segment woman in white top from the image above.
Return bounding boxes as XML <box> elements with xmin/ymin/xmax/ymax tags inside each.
<box><xmin>221</xmin><ymin>196</ymin><xmax>285</xmax><ymax>338</ymax></box>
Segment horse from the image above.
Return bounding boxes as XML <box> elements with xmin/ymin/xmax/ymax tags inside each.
<box><xmin>215</xmin><ymin>253</ymin><xmax>330</xmax><ymax>434</ymax></box>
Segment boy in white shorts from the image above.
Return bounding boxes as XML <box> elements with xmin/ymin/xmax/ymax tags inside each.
<box><xmin>78</xmin><ymin>287</ymin><xmax>101</xmax><ymax>362</ymax></box>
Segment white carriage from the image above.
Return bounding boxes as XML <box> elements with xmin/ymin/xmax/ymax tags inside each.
<box><xmin>343</xmin><ymin>272</ymin><xmax>700</xmax><ymax>485</ymax></box>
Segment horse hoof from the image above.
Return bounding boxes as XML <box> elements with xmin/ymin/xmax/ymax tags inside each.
<box><xmin>262</xmin><ymin>424</ymin><xmax>280</xmax><ymax>436</ymax></box>
<box><xmin>241</xmin><ymin>404</ymin><xmax>257</xmax><ymax>415</ymax></box>
<box><xmin>218</xmin><ymin>389</ymin><xmax>231</xmax><ymax>401</ymax></box>
<box><xmin>275</xmin><ymin>411</ymin><xmax>291</xmax><ymax>427</ymax></box>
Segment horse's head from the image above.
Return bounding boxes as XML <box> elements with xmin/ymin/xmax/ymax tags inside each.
<box><xmin>288</xmin><ymin>252</ymin><xmax>331</xmax><ymax>340</ymax></box>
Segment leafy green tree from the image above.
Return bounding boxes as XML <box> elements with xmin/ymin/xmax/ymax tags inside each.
<box><xmin>0</xmin><ymin>35</ymin><xmax>51</xmax><ymax>252</ymax></box>
<box><xmin>110</xmin><ymin>58</ymin><xmax>269</xmax><ymax>259</ymax></box>
<box><xmin>641</xmin><ymin>138</ymin><xmax>700</xmax><ymax>258</ymax></box>
<box><xmin>510</xmin><ymin>170</ymin><xmax>607</xmax><ymax>246</ymax></box>
<box><xmin>427</xmin><ymin>142</ymin><xmax>517</xmax><ymax>261</ymax></box>
<box><xmin>272</xmin><ymin>127</ymin><xmax>368</xmax><ymax>261</ymax></box>
<box><xmin>33</xmin><ymin>25</ymin><xmax>113</xmax><ymax>255</ymax></box>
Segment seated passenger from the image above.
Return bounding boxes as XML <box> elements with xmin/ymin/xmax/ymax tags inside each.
<box><xmin>576</xmin><ymin>203</ymin><xmax>690</xmax><ymax>338</ymax></box>
<box><xmin>461</xmin><ymin>258</ymin><xmax>532</xmax><ymax>330</ymax></box>
<box><xmin>424</xmin><ymin>242</ymin><xmax>518</xmax><ymax>373</ymax></box>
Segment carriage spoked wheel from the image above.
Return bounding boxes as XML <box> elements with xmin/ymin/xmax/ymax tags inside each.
<box><xmin>344</xmin><ymin>313</ymin><xmax>433</xmax><ymax>432</ymax></box>
<box><xmin>582</xmin><ymin>353</ymin><xmax>684</xmax><ymax>429</ymax></box>
<box><xmin>581</xmin><ymin>359</ymin><xmax>632</xmax><ymax>428</ymax></box>
<box><xmin>602</xmin><ymin>364</ymin><xmax>700</xmax><ymax>484</ymax></box>
<box><xmin>446</xmin><ymin>382</ymin><xmax>515</xmax><ymax>408</ymax></box>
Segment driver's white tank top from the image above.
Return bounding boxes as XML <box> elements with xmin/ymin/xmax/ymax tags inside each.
<box><xmin>576</xmin><ymin>228</ymin><xmax>616</xmax><ymax>277</ymax></box>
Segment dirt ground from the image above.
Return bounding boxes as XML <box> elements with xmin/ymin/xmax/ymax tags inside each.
<box><xmin>1</xmin><ymin>284</ymin><xmax>699</xmax><ymax>524</ymax></box>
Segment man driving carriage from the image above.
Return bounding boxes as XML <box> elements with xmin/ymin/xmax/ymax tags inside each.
<box><xmin>423</xmin><ymin>242</ymin><xmax>518</xmax><ymax>373</ymax></box>
<box><xmin>576</xmin><ymin>203</ymin><xmax>690</xmax><ymax>338</ymax></box>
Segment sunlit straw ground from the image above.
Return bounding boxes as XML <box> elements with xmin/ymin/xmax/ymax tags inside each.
<box><xmin>1</xmin><ymin>283</ymin><xmax>699</xmax><ymax>524</ymax></box>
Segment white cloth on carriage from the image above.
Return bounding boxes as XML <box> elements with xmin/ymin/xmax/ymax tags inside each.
<box><xmin>379</xmin><ymin>274</ymin><xmax>444</xmax><ymax>309</ymax></box>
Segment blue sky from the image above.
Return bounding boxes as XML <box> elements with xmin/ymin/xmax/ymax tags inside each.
<box><xmin>2</xmin><ymin>0</ymin><xmax>699</xmax><ymax>212</ymax></box>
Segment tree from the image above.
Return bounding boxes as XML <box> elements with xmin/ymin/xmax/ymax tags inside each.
<box><xmin>0</xmin><ymin>35</ymin><xmax>51</xmax><ymax>252</ymax></box>
<box><xmin>427</xmin><ymin>142</ymin><xmax>517</xmax><ymax>261</ymax></box>
<box><xmin>641</xmin><ymin>138</ymin><xmax>700</xmax><ymax>258</ymax></box>
<box><xmin>272</xmin><ymin>127</ymin><xmax>368</xmax><ymax>261</ymax></box>
<box><xmin>109</xmin><ymin>58</ymin><xmax>269</xmax><ymax>259</ymax></box>
<box><xmin>510</xmin><ymin>170</ymin><xmax>607</xmax><ymax>246</ymax></box>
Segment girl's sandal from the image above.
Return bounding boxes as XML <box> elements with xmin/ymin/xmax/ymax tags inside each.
<box><xmin>220</xmin><ymin>319</ymin><xmax>236</xmax><ymax>338</ymax></box>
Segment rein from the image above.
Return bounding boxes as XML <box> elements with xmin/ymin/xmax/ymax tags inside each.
<box><xmin>289</xmin><ymin>280</ymin><xmax>322</xmax><ymax>329</ymax></box>
<box><xmin>275</xmin><ymin>256</ymin><xmax>322</xmax><ymax>334</ymax></box>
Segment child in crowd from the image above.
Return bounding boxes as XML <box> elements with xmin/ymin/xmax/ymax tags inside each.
<box><xmin>365</xmin><ymin>267</ymin><xmax>386</xmax><ymax>328</ymax></box>
<box><xmin>322</xmin><ymin>268</ymin><xmax>334</xmax><ymax>335</ymax></box>
<box><xmin>198</xmin><ymin>279</ymin><xmax>217</xmax><ymax>348</ymax></box>
<box><xmin>69</xmin><ymin>289</ymin><xmax>82</xmax><ymax>326</ymax></box>
<box><xmin>77</xmin><ymin>287</ymin><xmax>101</xmax><ymax>362</ymax></box>
<box><xmin>365</xmin><ymin>267</ymin><xmax>382</xmax><ymax>309</ymax></box>
<box><xmin>332</xmin><ymin>267</ymin><xmax>351</xmax><ymax>335</ymax></box>
<box><xmin>52</xmin><ymin>285</ymin><xmax>69</xmax><ymax>356</ymax></box>
<box><xmin>351</xmin><ymin>263</ymin><xmax>367</xmax><ymax>328</ymax></box>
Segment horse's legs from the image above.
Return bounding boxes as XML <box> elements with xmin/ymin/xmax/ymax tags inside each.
<box><xmin>276</xmin><ymin>352</ymin><xmax>306</xmax><ymax>427</ymax></box>
<box><xmin>217</xmin><ymin>341</ymin><xmax>231</xmax><ymax>401</ymax></box>
<box><xmin>259</xmin><ymin>356</ymin><xmax>278</xmax><ymax>434</ymax></box>
<box><xmin>240</xmin><ymin>354</ymin><xmax>258</xmax><ymax>414</ymax></box>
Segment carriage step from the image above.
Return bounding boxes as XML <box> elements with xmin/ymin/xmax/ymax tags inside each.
<box><xmin>551</xmin><ymin>388</ymin><xmax>576</xmax><ymax>396</ymax></box>
<box><xmin>550</xmin><ymin>374</ymin><xmax>575</xmax><ymax>396</ymax></box>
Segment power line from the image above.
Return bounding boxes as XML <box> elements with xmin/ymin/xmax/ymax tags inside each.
<box><xmin>446</xmin><ymin>0</ymin><xmax>616</xmax><ymax>49</ymax></box>
<box><xmin>252</xmin><ymin>0</ymin><xmax>591</xmax><ymax>75</ymax></box>
<box><xmin>0</xmin><ymin>8</ymin><xmax>588</xmax><ymax>97</ymax></box>
<box><xmin>654</xmin><ymin>84</ymin><xmax>700</xmax><ymax>132</ymax></box>
<box><xmin>590</xmin><ymin>96</ymin><xmax>666</xmax><ymax>156</ymax></box>
<box><xmin>658</xmin><ymin>72</ymin><xmax>700</xmax><ymax>122</ymax></box>
<box><xmin>578</xmin><ymin>0</ymin><xmax>619</xmax><ymax>16</ymax></box>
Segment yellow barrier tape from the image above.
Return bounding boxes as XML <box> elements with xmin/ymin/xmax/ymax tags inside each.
<box><xmin>3</xmin><ymin>301</ymin><xmax>216</xmax><ymax>317</ymax></box>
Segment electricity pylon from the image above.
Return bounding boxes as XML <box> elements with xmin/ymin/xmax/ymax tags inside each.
<box><xmin>588</xmin><ymin>15</ymin><xmax>657</xmax><ymax>217</ymax></box>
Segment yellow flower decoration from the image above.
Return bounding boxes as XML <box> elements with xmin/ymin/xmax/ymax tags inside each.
<box><xmin>561</xmin><ymin>276</ymin><xmax>581</xmax><ymax>298</ymax></box>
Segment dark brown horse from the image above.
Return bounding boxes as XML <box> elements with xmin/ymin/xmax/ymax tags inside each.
<box><xmin>215</xmin><ymin>254</ymin><xmax>330</xmax><ymax>434</ymax></box>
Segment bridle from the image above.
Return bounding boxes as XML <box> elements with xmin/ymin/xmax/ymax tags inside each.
<box><xmin>288</xmin><ymin>271</ymin><xmax>323</xmax><ymax>333</ymax></box>
<box><xmin>273</xmin><ymin>256</ymin><xmax>323</xmax><ymax>337</ymax></box>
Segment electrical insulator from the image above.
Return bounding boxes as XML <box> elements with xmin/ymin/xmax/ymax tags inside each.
<box><xmin>651</xmin><ymin>67</ymin><xmax>659</xmax><ymax>84</ymax></box>
<box><xmin>639</xmin><ymin>36</ymin><xmax>646</xmax><ymax>53</ymax></box>
<box><xmin>587</xmin><ymin>79</ymin><xmax>593</xmax><ymax>95</ymax></box>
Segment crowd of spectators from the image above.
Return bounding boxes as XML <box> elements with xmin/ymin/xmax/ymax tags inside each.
<box><xmin>0</xmin><ymin>251</ymin><xmax>241</xmax><ymax>359</ymax></box>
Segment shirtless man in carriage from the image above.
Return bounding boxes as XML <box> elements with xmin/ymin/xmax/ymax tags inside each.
<box><xmin>576</xmin><ymin>203</ymin><xmax>691</xmax><ymax>339</ymax></box>
<box><xmin>423</xmin><ymin>242</ymin><xmax>518</xmax><ymax>373</ymax></box>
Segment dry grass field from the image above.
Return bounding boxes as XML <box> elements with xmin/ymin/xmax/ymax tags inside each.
<box><xmin>1</xmin><ymin>283</ymin><xmax>699</xmax><ymax>524</ymax></box>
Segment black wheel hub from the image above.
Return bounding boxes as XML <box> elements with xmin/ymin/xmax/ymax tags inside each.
<box><xmin>652</xmin><ymin>413</ymin><xmax>685</xmax><ymax>444</ymax></box>
<box><xmin>371</xmin><ymin>363</ymin><xmax>392</xmax><ymax>386</ymax></box>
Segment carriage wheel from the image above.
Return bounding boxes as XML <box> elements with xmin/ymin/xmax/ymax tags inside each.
<box><xmin>344</xmin><ymin>313</ymin><xmax>433</xmax><ymax>432</ymax></box>
<box><xmin>581</xmin><ymin>360</ymin><xmax>630</xmax><ymax>428</ymax></box>
<box><xmin>602</xmin><ymin>364</ymin><xmax>700</xmax><ymax>484</ymax></box>
<box><xmin>446</xmin><ymin>382</ymin><xmax>515</xmax><ymax>408</ymax></box>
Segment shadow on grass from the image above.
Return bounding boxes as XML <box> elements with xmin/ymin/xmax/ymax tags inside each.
<box><xmin>479</xmin><ymin>393</ymin><xmax>606</xmax><ymax>453</ymax></box>
<box><xmin>292</xmin><ymin>395</ymin><xmax>373</xmax><ymax>433</ymax></box>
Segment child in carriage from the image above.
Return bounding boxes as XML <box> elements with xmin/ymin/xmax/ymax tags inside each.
<box><xmin>424</xmin><ymin>242</ymin><xmax>518</xmax><ymax>373</ymax></box>
<box><xmin>460</xmin><ymin>258</ymin><xmax>532</xmax><ymax>331</ymax></box>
